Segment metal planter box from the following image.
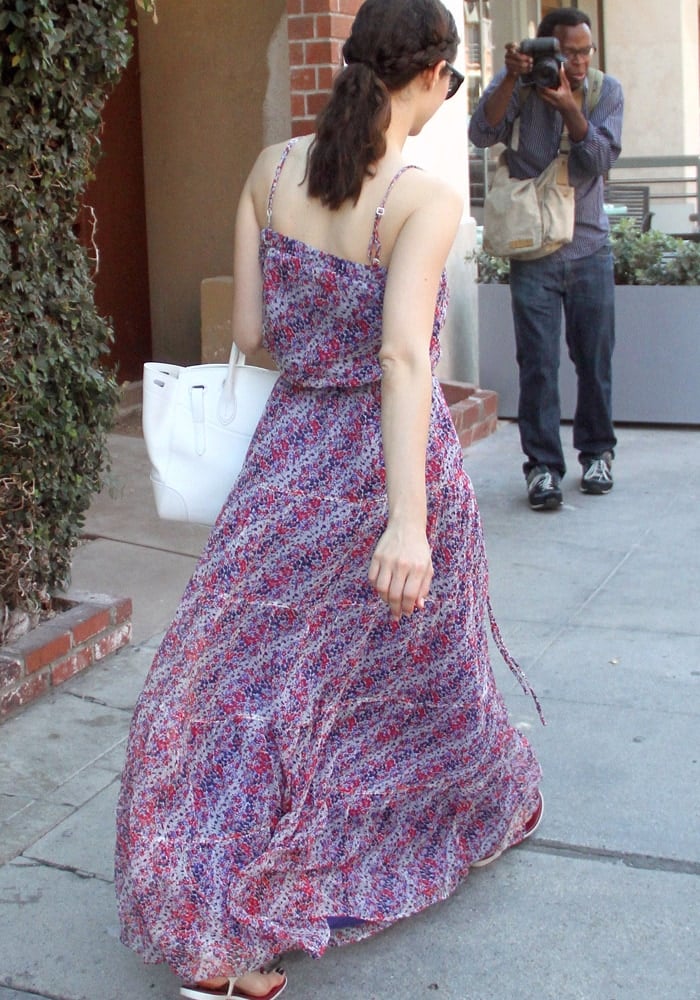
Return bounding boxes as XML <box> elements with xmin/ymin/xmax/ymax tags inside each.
<box><xmin>478</xmin><ymin>284</ymin><xmax>700</xmax><ymax>425</ymax></box>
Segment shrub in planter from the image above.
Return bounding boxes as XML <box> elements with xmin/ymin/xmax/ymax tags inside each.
<box><xmin>609</xmin><ymin>218</ymin><xmax>700</xmax><ymax>285</ymax></box>
<box><xmin>0</xmin><ymin>1</ymin><xmax>132</xmax><ymax>643</ymax></box>
<box><xmin>473</xmin><ymin>219</ymin><xmax>700</xmax><ymax>285</ymax></box>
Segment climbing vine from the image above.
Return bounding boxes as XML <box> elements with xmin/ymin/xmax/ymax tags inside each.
<box><xmin>0</xmin><ymin>1</ymin><xmax>132</xmax><ymax>642</ymax></box>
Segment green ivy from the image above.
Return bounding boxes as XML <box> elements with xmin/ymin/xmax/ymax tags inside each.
<box><xmin>0</xmin><ymin>1</ymin><xmax>132</xmax><ymax>640</ymax></box>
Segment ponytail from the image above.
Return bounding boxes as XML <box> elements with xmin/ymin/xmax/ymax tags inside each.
<box><xmin>305</xmin><ymin>0</ymin><xmax>459</xmax><ymax>210</ymax></box>
<box><xmin>307</xmin><ymin>64</ymin><xmax>391</xmax><ymax>210</ymax></box>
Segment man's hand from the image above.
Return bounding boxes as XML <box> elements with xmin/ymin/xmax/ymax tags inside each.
<box><xmin>538</xmin><ymin>65</ymin><xmax>588</xmax><ymax>141</ymax></box>
<box><xmin>538</xmin><ymin>64</ymin><xmax>576</xmax><ymax>112</ymax></box>
<box><xmin>504</xmin><ymin>42</ymin><xmax>533</xmax><ymax>79</ymax></box>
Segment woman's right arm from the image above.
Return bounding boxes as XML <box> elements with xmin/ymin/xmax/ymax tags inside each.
<box><xmin>367</xmin><ymin>179</ymin><xmax>462</xmax><ymax>622</ymax></box>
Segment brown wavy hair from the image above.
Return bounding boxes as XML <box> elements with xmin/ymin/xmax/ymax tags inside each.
<box><xmin>306</xmin><ymin>0</ymin><xmax>459</xmax><ymax>210</ymax></box>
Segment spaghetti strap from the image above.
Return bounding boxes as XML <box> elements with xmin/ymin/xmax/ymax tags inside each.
<box><xmin>266</xmin><ymin>138</ymin><xmax>300</xmax><ymax>228</ymax></box>
<box><xmin>367</xmin><ymin>164</ymin><xmax>421</xmax><ymax>265</ymax></box>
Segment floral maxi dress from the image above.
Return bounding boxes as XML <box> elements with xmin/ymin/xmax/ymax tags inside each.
<box><xmin>115</xmin><ymin>146</ymin><xmax>543</xmax><ymax>982</ymax></box>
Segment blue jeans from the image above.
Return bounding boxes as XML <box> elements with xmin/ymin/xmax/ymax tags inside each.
<box><xmin>510</xmin><ymin>245</ymin><xmax>617</xmax><ymax>478</ymax></box>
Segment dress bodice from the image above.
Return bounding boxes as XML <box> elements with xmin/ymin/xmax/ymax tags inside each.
<box><xmin>259</xmin><ymin>228</ymin><xmax>448</xmax><ymax>389</ymax></box>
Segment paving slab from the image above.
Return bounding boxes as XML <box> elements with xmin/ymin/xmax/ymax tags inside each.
<box><xmin>90</xmin><ymin>434</ymin><xmax>211</xmax><ymax>557</ymax></box>
<box><xmin>0</xmin><ymin>850</ymin><xmax>698</xmax><ymax>1000</ymax></box>
<box><xmin>524</xmin><ymin>698</ymin><xmax>699</xmax><ymax>861</ymax></box>
<box><xmin>61</xmin><ymin>643</ymin><xmax>156</xmax><ymax>713</ymax></box>
<box><xmin>25</xmin><ymin>780</ymin><xmax>120</xmax><ymax>883</ymax></box>
<box><xmin>69</xmin><ymin>434</ymin><xmax>210</xmax><ymax>644</ymax></box>
<box><xmin>0</xmin><ymin>690</ymin><xmax>128</xmax><ymax>802</ymax></box>
<box><xmin>0</xmin><ymin>799</ymin><xmax>76</xmax><ymax>869</ymax></box>
<box><xmin>68</xmin><ymin>538</ymin><xmax>199</xmax><ymax>645</ymax></box>
<box><xmin>0</xmin><ymin>647</ymin><xmax>149</xmax><ymax>866</ymax></box>
<box><xmin>498</xmin><ymin>621</ymin><xmax>700</xmax><ymax>714</ymax></box>
<box><xmin>2</xmin><ymin>422</ymin><xmax>699</xmax><ymax>1000</ymax></box>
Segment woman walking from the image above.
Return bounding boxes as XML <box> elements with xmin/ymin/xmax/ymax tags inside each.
<box><xmin>115</xmin><ymin>2</ymin><xmax>543</xmax><ymax>996</ymax></box>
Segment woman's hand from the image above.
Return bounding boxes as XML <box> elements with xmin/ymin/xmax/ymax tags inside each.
<box><xmin>368</xmin><ymin>520</ymin><xmax>434</xmax><ymax>622</ymax></box>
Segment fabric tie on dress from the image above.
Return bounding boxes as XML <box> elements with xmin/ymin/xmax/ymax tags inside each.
<box><xmin>487</xmin><ymin>597</ymin><xmax>545</xmax><ymax>725</ymax></box>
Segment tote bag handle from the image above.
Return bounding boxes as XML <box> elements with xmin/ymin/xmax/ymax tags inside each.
<box><xmin>218</xmin><ymin>344</ymin><xmax>248</xmax><ymax>425</ymax></box>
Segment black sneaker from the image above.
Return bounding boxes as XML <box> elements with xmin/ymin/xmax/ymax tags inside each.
<box><xmin>526</xmin><ymin>465</ymin><xmax>562</xmax><ymax>510</ymax></box>
<box><xmin>580</xmin><ymin>451</ymin><xmax>614</xmax><ymax>494</ymax></box>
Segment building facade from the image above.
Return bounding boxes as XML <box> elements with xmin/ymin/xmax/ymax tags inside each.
<box><xmin>93</xmin><ymin>0</ymin><xmax>700</xmax><ymax>384</ymax></box>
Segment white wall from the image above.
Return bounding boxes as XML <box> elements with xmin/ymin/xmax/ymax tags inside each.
<box><xmin>604</xmin><ymin>0</ymin><xmax>699</xmax><ymax>233</ymax></box>
<box><xmin>605</xmin><ymin>0</ymin><xmax>699</xmax><ymax>158</ymax></box>
<box><xmin>405</xmin><ymin>0</ymin><xmax>479</xmax><ymax>385</ymax></box>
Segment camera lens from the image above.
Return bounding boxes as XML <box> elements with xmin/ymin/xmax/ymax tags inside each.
<box><xmin>531</xmin><ymin>58</ymin><xmax>561</xmax><ymax>89</ymax></box>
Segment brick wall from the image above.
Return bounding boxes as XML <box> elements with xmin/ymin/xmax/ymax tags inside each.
<box><xmin>286</xmin><ymin>0</ymin><xmax>360</xmax><ymax>135</ymax></box>
<box><xmin>0</xmin><ymin>593</ymin><xmax>132</xmax><ymax>720</ymax></box>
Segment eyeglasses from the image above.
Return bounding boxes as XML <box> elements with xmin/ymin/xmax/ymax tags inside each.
<box><xmin>561</xmin><ymin>44</ymin><xmax>597</xmax><ymax>61</ymax></box>
<box><xmin>444</xmin><ymin>62</ymin><xmax>464</xmax><ymax>100</ymax></box>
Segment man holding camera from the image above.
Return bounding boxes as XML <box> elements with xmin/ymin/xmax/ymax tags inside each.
<box><xmin>469</xmin><ymin>8</ymin><xmax>624</xmax><ymax>510</ymax></box>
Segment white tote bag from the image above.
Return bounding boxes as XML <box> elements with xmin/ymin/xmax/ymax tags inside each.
<box><xmin>142</xmin><ymin>347</ymin><xmax>279</xmax><ymax>526</ymax></box>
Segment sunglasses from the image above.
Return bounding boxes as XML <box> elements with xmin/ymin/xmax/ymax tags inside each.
<box><xmin>444</xmin><ymin>62</ymin><xmax>464</xmax><ymax>100</ymax></box>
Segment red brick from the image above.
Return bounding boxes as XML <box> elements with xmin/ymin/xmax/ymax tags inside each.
<box><xmin>471</xmin><ymin>418</ymin><xmax>494</xmax><ymax>443</ymax></box>
<box><xmin>336</xmin><ymin>0</ymin><xmax>361</xmax><ymax>13</ymax></box>
<box><xmin>51</xmin><ymin>646</ymin><xmax>94</xmax><ymax>687</ymax></box>
<box><xmin>302</xmin><ymin>0</ymin><xmax>331</xmax><ymax>12</ymax></box>
<box><xmin>0</xmin><ymin>654</ymin><xmax>23</xmax><ymax>689</ymax></box>
<box><xmin>290</xmin><ymin>93</ymin><xmax>306</xmax><ymax>119</ymax></box>
<box><xmin>291</xmin><ymin>66</ymin><xmax>317</xmax><ymax>91</ymax></box>
<box><xmin>305</xmin><ymin>90</ymin><xmax>330</xmax><ymax>116</ymax></box>
<box><xmin>287</xmin><ymin>14</ymin><xmax>317</xmax><ymax>40</ymax></box>
<box><xmin>113</xmin><ymin>596</ymin><xmax>133</xmax><ymax>626</ymax></box>
<box><xmin>24</xmin><ymin>630</ymin><xmax>72</xmax><ymax>674</ymax></box>
<box><xmin>473</xmin><ymin>388</ymin><xmax>499</xmax><ymax>419</ymax></box>
<box><xmin>92</xmin><ymin>623</ymin><xmax>132</xmax><ymax>662</ymax></box>
<box><xmin>454</xmin><ymin>396</ymin><xmax>484</xmax><ymax>425</ymax></box>
<box><xmin>292</xmin><ymin>117</ymin><xmax>315</xmax><ymax>136</ymax></box>
<box><xmin>70</xmin><ymin>607</ymin><xmax>112</xmax><ymax>645</ymax></box>
<box><xmin>0</xmin><ymin>673</ymin><xmax>50</xmax><ymax>719</ymax></box>
<box><xmin>316</xmin><ymin>12</ymin><xmax>354</xmax><ymax>38</ymax></box>
<box><xmin>286</xmin><ymin>0</ymin><xmax>303</xmax><ymax>13</ymax></box>
<box><xmin>305</xmin><ymin>39</ymin><xmax>335</xmax><ymax>64</ymax></box>
<box><xmin>288</xmin><ymin>41</ymin><xmax>305</xmax><ymax>67</ymax></box>
<box><xmin>317</xmin><ymin>65</ymin><xmax>336</xmax><ymax>91</ymax></box>
<box><xmin>456</xmin><ymin>425</ymin><xmax>475</xmax><ymax>448</ymax></box>
<box><xmin>440</xmin><ymin>380</ymin><xmax>476</xmax><ymax>407</ymax></box>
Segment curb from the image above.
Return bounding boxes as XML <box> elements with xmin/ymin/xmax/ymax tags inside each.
<box><xmin>441</xmin><ymin>380</ymin><xmax>499</xmax><ymax>448</ymax></box>
<box><xmin>0</xmin><ymin>592</ymin><xmax>132</xmax><ymax>721</ymax></box>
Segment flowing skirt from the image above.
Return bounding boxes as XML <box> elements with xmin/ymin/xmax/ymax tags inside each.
<box><xmin>115</xmin><ymin>377</ymin><xmax>542</xmax><ymax>981</ymax></box>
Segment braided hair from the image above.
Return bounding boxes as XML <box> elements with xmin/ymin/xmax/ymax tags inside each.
<box><xmin>306</xmin><ymin>0</ymin><xmax>459</xmax><ymax>209</ymax></box>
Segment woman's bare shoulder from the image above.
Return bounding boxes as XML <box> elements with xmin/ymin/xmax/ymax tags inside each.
<box><xmin>387</xmin><ymin>168</ymin><xmax>463</xmax><ymax>234</ymax></box>
<box><xmin>250</xmin><ymin>136</ymin><xmax>312</xmax><ymax>181</ymax></box>
<box><xmin>406</xmin><ymin>169</ymin><xmax>463</xmax><ymax>214</ymax></box>
<box><xmin>247</xmin><ymin>136</ymin><xmax>313</xmax><ymax>209</ymax></box>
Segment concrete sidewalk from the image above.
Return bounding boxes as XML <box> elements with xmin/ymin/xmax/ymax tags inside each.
<box><xmin>1</xmin><ymin>422</ymin><xmax>699</xmax><ymax>1000</ymax></box>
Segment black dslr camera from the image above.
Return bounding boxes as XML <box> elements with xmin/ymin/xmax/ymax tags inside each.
<box><xmin>519</xmin><ymin>37</ymin><xmax>566</xmax><ymax>89</ymax></box>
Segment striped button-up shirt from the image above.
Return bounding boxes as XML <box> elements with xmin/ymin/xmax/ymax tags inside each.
<box><xmin>469</xmin><ymin>69</ymin><xmax>624</xmax><ymax>259</ymax></box>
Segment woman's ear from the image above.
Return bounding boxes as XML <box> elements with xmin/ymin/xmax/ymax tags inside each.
<box><xmin>423</xmin><ymin>60</ymin><xmax>446</xmax><ymax>91</ymax></box>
